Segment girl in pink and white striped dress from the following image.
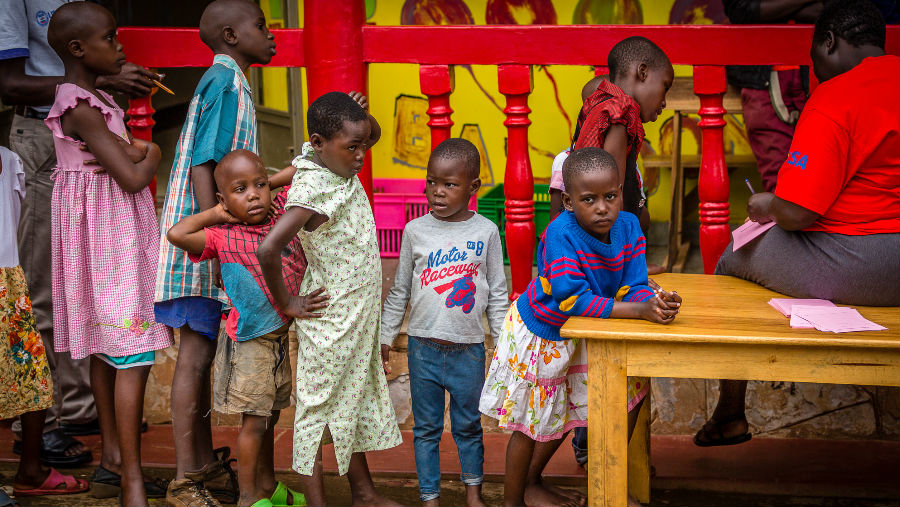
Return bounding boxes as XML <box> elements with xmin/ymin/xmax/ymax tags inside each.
<box><xmin>45</xmin><ymin>3</ymin><xmax>172</xmax><ymax>505</ymax></box>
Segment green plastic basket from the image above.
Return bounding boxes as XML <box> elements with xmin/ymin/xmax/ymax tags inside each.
<box><xmin>477</xmin><ymin>184</ymin><xmax>552</xmax><ymax>264</ymax></box>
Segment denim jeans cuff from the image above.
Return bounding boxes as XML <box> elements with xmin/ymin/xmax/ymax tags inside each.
<box><xmin>420</xmin><ymin>491</ymin><xmax>440</xmax><ymax>502</ymax></box>
<box><xmin>460</xmin><ymin>473</ymin><xmax>484</xmax><ymax>486</ymax></box>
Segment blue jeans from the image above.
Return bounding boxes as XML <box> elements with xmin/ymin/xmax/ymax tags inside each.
<box><xmin>408</xmin><ymin>336</ymin><xmax>485</xmax><ymax>502</ymax></box>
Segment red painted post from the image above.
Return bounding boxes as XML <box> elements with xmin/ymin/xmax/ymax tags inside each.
<box><xmin>419</xmin><ymin>64</ymin><xmax>454</xmax><ymax>149</ymax></box>
<box><xmin>127</xmin><ymin>95</ymin><xmax>157</xmax><ymax>198</ymax></box>
<box><xmin>693</xmin><ymin>66</ymin><xmax>730</xmax><ymax>274</ymax></box>
<box><xmin>304</xmin><ymin>0</ymin><xmax>372</xmax><ymax>204</ymax></box>
<box><xmin>498</xmin><ymin>64</ymin><xmax>534</xmax><ymax>299</ymax></box>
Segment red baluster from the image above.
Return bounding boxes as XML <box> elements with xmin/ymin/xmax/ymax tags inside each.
<box><xmin>693</xmin><ymin>66</ymin><xmax>730</xmax><ymax>274</ymax></box>
<box><xmin>498</xmin><ymin>64</ymin><xmax>534</xmax><ymax>299</ymax></box>
<box><xmin>127</xmin><ymin>95</ymin><xmax>157</xmax><ymax>198</ymax></box>
<box><xmin>304</xmin><ymin>0</ymin><xmax>372</xmax><ymax>205</ymax></box>
<box><xmin>419</xmin><ymin>64</ymin><xmax>454</xmax><ymax>150</ymax></box>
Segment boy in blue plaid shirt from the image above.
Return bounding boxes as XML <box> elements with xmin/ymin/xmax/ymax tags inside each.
<box><xmin>153</xmin><ymin>1</ymin><xmax>277</xmax><ymax>505</ymax></box>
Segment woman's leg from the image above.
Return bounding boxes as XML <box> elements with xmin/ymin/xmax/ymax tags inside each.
<box><xmin>115</xmin><ymin>364</ymin><xmax>151</xmax><ymax>507</ymax></box>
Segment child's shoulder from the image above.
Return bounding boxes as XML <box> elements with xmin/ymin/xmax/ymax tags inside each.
<box><xmin>195</xmin><ymin>61</ymin><xmax>242</xmax><ymax>98</ymax></box>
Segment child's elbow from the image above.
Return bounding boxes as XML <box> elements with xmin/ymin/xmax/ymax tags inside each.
<box><xmin>165</xmin><ymin>227</ymin><xmax>182</xmax><ymax>248</ymax></box>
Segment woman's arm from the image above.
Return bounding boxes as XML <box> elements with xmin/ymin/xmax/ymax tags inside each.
<box><xmin>62</xmin><ymin>102</ymin><xmax>159</xmax><ymax>193</ymax></box>
<box><xmin>257</xmin><ymin>206</ymin><xmax>329</xmax><ymax>318</ymax></box>
<box><xmin>748</xmin><ymin>192</ymin><xmax>821</xmax><ymax>231</ymax></box>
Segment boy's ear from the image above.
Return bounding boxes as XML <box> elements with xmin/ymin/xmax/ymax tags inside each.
<box><xmin>309</xmin><ymin>133</ymin><xmax>324</xmax><ymax>149</ymax></box>
<box><xmin>636</xmin><ymin>62</ymin><xmax>649</xmax><ymax>83</ymax></box>
<box><xmin>824</xmin><ymin>30</ymin><xmax>837</xmax><ymax>55</ymax></box>
<box><xmin>562</xmin><ymin>191</ymin><xmax>574</xmax><ymax>211</ymax></box>
<box><xmin>469</xmin><ymin>177</ymin><xmax>481</xmax><ymax>195</ymax></box>
<box><xmin>216</xmin><ymin>192</ymin><xmax>226</xmax><ymax>207</ymax></box>
<box><xmin>222</xmin><ymin>25</ymin><xmax>238</xmax><ymax>47</ymax></box>
<box><xmin>67</xmin><ymin>40</ymin><xmax>85</xmax><ymax>58</ymax></box>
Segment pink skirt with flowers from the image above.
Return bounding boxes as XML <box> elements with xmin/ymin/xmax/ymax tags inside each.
<box><xmin>479</xmin><ymin>302</ymin><xmax>648</xmax><ymax>441</ymax></box>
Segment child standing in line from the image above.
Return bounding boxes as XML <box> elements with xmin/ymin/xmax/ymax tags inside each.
<box><xmin>574</xmin><ymin>36</ymin><xmax>674</xmax><ymax>243</ymax></box>
<box><xmin>380</xmin><ymin>139</ymin><xmax>508</xmax><ymax>507</ymax></box>
<box><xmin>258</xmin><ymin>91</ymin><xmax>402</xmax><ymax>507</ymax></box>
<box><xmin>1</xmin><ymin>147</ymin><xmax>88</xmax><ymax>504</ymax></box>
<box><xmin>166</xmin><ymin>150</ymin><xmax>311</xmax><ymax>507</ymax></box>
<box><xmin>479</xmin><ymin>148</ymin><xmax>681</xmax><ymax>507</ymax></box>
<box><xmin>154</xmin><ymin>1</ymin><xmax>276</xmax><ymax>504</ymax></box>
<box><xmin>45</xmin><ymin>4</ymin><xmax>173</xmax><ymax>506</ymax></box>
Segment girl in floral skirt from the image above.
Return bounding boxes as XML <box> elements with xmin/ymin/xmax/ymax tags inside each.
<box><xmin>1</xmin><ymin>147</ymin><xmax>88</xmax><ymax>505</ymax></box>
<box><xmin>479</xmin><ymin>148</ymin><xmax>681</xmax><ymax>507</ymax></box>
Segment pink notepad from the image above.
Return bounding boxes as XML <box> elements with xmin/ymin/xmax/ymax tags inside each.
<box><xmin>732</xmin><ymin>220</ymin><xmax>776</xmax><ymax>251</ymax></box>
<box><xmin>791</xmin><ymin>305</ymin><xmax>887</xmax><ymax>333</ymax></box>
<box><xmin>768</xmin><ymin>298</ymin><xmax>836</xmax><ymax>318</ymax></box>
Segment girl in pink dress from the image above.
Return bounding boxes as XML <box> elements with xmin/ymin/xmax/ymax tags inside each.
<box><xmin>45</xmin><ymin>3</ymin><xmax>172</xmax><ymax>506</ymax></box>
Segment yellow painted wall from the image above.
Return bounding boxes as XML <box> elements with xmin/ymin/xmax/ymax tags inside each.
<box><xmin>260</xmin><ymin>0</ymin><xmax>757</xmax><ymax>223</ymax></box>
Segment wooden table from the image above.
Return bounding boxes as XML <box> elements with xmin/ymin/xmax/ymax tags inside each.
<box><xmin>560</xmin><ymin>273</ymin><xmax>900</xmax><ymax>507</ymax></box>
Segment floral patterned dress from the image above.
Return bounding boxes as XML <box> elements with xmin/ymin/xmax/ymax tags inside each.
<box><xmin>285</xmin><ymin>144</ymin><xmax>402</xmax><ymax>476</ymax></box>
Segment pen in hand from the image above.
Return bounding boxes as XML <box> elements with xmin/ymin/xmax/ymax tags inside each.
<box><xmin>745</xmin><ymin>178</ymin><xmax>756</xmax><ymax>195</ymax></box>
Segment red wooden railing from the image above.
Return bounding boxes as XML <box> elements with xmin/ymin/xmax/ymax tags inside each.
<box><xmin>119</xmin><ymin>3</ymin><xmax>900</xmax><ymax>298</ymax></box>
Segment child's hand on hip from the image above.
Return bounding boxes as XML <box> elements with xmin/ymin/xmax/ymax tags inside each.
<box><xmin>380</xmin><ymin>345</ymin><xmax>391</xmax><ymax>375</ymax></box>
<box><xmin>284</xmin><ymin>287</ymin><xmax>329</xmax><ymax>318</ymax></box>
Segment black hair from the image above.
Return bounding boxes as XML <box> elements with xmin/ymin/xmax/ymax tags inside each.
<box><xmin>814</xmin><ymin>0</ymin><xmax>886</xmax><ymax>49</ymax></box>
<box><xmin>307</xmin><ymin>92</ymin><xmax>369</xmax><ymax>139</ymax></box>
<box><xmin>429</xmin><ymin>138</ymin><xmax>480</xmax><ymax>180</ymax></box>
<box><xmin>562</xmin><ymin>147</ymin><xmax>618</xmax><ymax>192</ymax></box>
<box><xmin>198</xmin><ymin>0</ymin><xmax>262</xmax><ymax>50</ymax></box>
<box><xmin>607</xmin><ymin>36</ymin><xmax>671</xmax><ymax>81</ymax></box>
<box><xmin>47</xmin><ymin>2</ymin><xmax>113</xmax><ymax>58</ymax></box>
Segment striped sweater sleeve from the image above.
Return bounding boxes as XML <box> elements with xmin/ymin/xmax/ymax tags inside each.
<box><xmin>543</xmin><ymin>236</ymin><xmax>616</xmax><ymax>319</ymax></box>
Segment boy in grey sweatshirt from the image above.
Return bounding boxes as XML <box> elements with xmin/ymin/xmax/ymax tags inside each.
<box><xmin>380</xmin><ymin>139</ymin><xmax>508</xmax><ymax>507</ymax></box>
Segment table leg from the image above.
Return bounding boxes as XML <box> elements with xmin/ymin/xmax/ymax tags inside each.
<box><xmin>587</xmin><ymin>340</ymin><xmax>629</xmax><ymax>507</ymax></box>
<box><xmin>627</xmin><ymin>391</ymin><xmax>651</xmax><ymax>503</ymax></box>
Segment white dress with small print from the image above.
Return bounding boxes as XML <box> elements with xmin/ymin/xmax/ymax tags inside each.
<box><xmin>285</xmin><ymin>144</ymin><xmax>401</xmax><ymax>476</ymax></box>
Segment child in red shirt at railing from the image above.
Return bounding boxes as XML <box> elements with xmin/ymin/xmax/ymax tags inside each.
<box><xmin>574</xmin><ymin>36</ymin><xmax>674</xmax><ymax>242</ymax></box>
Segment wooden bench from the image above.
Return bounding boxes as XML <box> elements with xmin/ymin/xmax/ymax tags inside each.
<box><xmin>560</xmin><ymin>273</ymin><xmax>900</xmax><ymax>507</ymax></box>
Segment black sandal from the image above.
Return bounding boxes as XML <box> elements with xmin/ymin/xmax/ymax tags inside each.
<box><xmin>90</xmin><ymin>466</ymin><xmax>169</xmax><ymax>499</ymax></box>
<box><xmin>12</xmin><ymin>429</ymin><xmax>92</xmax><ymax>468</ymax></box>
<box><xmin>693</xmin><ymin>418</ymin><xmax>752</xmax><ymax>447</ymax></box>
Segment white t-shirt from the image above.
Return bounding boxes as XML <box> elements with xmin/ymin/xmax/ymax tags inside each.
<box><xmin>0</xmin><ymin>0</ymin><xmax>81</xmax><ymax>112</ymax></box>
<box><xmin>0</xmin><ymin>147</ymin><xmax>26</xmax><ymax>268</ymax></box>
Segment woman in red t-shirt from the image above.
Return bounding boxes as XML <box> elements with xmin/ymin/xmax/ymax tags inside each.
<box><xmin>695</xmin><ymin>0</ymin><xmax>900</xmax><ymax>447</ymax></box>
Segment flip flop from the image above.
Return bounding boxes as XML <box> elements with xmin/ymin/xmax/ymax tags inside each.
<box><xmin>12</xmin><ymin>429</ymin><xmax>92</xmax><ymax>468</ymax></box>
<box><xmin>270</xmin><ymin>481</ymin><xmax>306</xmax><ymax>506</ymax></box>
<box><xmin>90</xmin><ymin>465</ymin><xmax>169</xmax><ymax>498</ymax></box>
<box><xmin>13</xmin><ymin>468</ymin><xmax>89</xmax><ymax>497</ymax></box>
<box><xmin>252</xmin><ymin>499</ymin><xmax>275</xmax><ymax>507</ymax></box>
<box><xmin>693</xmin><ymin>418</ymin><xmax>752</xmax><ymax>447</ymax></box>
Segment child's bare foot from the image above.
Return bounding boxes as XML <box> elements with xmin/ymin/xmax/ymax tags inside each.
<box><xmin>353</xmin><ymin>491</ymin><xmax>404</xmax><ymax>507</ymax></box>
<box><xmin>543</xmin><ymin>484</ymin><xmax>586</xmax><ymax>505</ymax></box>
<box><xmin>465</xmin><ymin>484</ymin><xmax>487</xmax><ymax>507</ymax></box>
<box><xmin>423</xmin><ymin>498</ymin><xmax>440</xmax><ymax>507</ymax></box>
<box><xmin>524</xmin><ymin>483</ymin><xmax>582</xmax><ymax>507</ymax></box>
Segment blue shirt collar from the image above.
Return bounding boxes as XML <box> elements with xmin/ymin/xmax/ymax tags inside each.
<box><xmin>213</xmin><ymin>54</ymin><xmax>252</xmax><ymax>94</ymax></box>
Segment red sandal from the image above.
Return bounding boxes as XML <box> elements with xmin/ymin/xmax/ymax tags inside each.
<box><xmin>13</xmin><ymin>468</ymin><xmax>89</xmax><ymax>497</ymax></box>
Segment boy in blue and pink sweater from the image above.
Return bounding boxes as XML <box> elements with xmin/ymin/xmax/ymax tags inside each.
<box><xmin>479</xmin><ymin>147</ymin><xmax>682</xmax><ymax>507</ymax></box>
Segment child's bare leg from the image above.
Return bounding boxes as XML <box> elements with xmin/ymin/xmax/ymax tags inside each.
<box><xmin>257</xmin><ymin>411</ymin><xmax>279</xmax><ymax>498</ymax></box>
<box><xmin>347</xmin><ymin>452</ymin><xmax>403</xmax><ymax>507</ymax></box>
<box><xmin>237</xmin><ymin>413</ymin><xmax>269</xmax><ymax>507</ymax></box>
<box><xmin>504</xmin><ymin>431</ymin><xmax>535</xmax><ymax>507</ymax></box>
<box><xmin>90</xmin><ymin>356</ymin><xmax>122</xmax><ymax>473</ymax></box>
<box><xmin>465</xmin><ymin>484</ymin><xmax>487</xmax><ymax>507</ymax></box>
<box><xmin>170</xmin><ymin>327</ymin><xmax>216</xmax><ymax>479</ymax></box>
<box><xmin>14</xmin><ymin>410</ymin><xmax>49</xmax><ymax>487</ymax></box>
<box><xmin>115</xmin><ymin>365</ymin><xmax>152</xmax><ymax>507</ymax></box>
<box><xmin>299</xmin><ymin>445</ymin><xmax>326</xmax><ymax>506</ymax></box>
<box><xmin>626</xmin><ymin>398</ymin><xmax>645</xmax><ymax>507</ymax></box>
<box><xmin>523</xmin><ymin>436</ymin><xmax>583</xmax><ymax>507</ymax></box>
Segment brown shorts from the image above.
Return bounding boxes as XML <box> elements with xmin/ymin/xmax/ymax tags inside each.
<box><xmin>213</xmin><ymin>327</ymin><xmax>293</xmax><ymax>417</ymax></box>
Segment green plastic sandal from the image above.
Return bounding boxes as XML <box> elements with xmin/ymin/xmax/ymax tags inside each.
<box><xmin>251</xmin><ymin>499</ymin><xmax>274</xmax><ymax>507</ymax></box>
<box><xmin>270</xmin><ymin>481</ymin><xmax>306</xmax><ymax>507</ymax></box>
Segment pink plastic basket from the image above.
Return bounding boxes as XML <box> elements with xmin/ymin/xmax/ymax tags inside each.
<box><xmin>373</xmin><ymin>178</ymin><xmax>477</xmax><ymax>257</ymax></box>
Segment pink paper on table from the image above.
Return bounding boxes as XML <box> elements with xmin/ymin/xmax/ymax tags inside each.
<box><xmin>791</xmin><ymin>305</ymin><xmax>887</xmax><ymax>333</ymax></box>
<box><xmin>769</xmin><ymin>298</ymin><xmax>836</xmax><ymax>318</ymax></box>
<box><xmin>732</xmin><ymin>220</ymin><xmax>776</xmax><ymax>251</ymax></box>
<box><xmin>789</xmin><ymin>313</ymin><xmax>815</xmax><ymax>329</ymax></box>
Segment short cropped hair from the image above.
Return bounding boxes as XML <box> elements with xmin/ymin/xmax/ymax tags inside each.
<box><xmin>607</xmin><ymin>36</ymin><xmax>671</xmax><ymax>81</ymax></box>
<box><xmin>429</xmin><ymin>138</ymin><xmax>480</xmax><ymax>180</ymax></box>
<box><xmin>814</xmin><ymin>0</ymin><xmax>886</xmax><ymax>49</ymax></box>
<box><xmin>307</xmin><ymin>92</ymin><xmax>368</xmax><ymax>139</ymax></box>
<box><xmin>562</xmin><ymin>147</ymin><xmax>618</xmax><ymax>192</ymax></box>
